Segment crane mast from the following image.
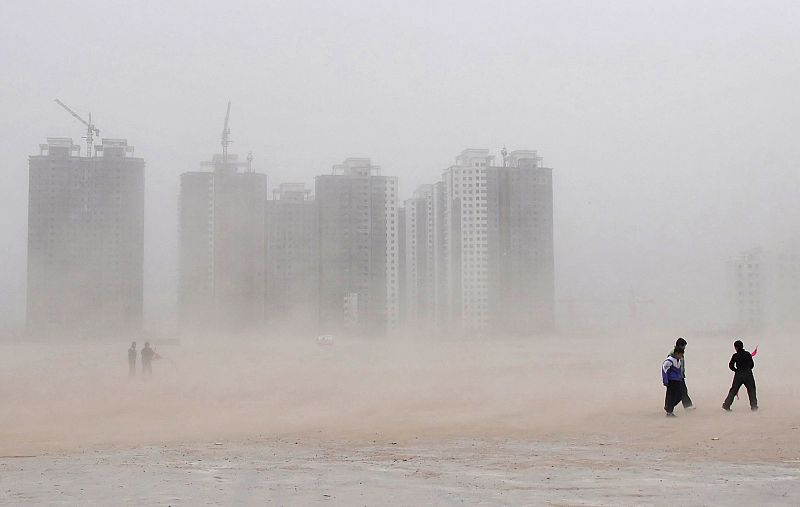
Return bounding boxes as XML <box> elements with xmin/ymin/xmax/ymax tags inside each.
<box><xmin>221</xmin><ymin>101</ymin><xmax>232</xmax><ymax>169</ymax></box>
<box><xmin>54</xmin><ymin>99</ymin><xmax>100</xmax><ymax>157</ymax></box>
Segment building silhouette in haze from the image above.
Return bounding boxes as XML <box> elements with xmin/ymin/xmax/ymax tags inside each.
<box><xmin>179</xmin><ymin>153</ymin><xmax>267</xmax><ymax>331</ymax></box>
<box><xmin>315</xmin><ymin>158</ymin><xmax>399</xmax><ymax>335</ymax></box>
<box><xmin>27</xmin><ymin>138</ymin><xmax>144</xmax><ymax>338</ymax></box>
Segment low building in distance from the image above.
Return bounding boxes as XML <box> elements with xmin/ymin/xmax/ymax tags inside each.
<box><xmin>728</xmin><ymin>244</ymin><xmax>800</xmax><ymax>334</ymax></box>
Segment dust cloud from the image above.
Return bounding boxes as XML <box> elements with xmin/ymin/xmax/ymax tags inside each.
<box><xmin>2</xmin><ymin>331</ymin><xmax>799</xmax><ymax>462</ymax></box>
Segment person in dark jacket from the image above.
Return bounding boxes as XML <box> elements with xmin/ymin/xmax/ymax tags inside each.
<box><xmin>672</xmin><ymin>337</ymin><xmax>694</xmax><ymax>410</ymax></box>
<box><xmin>128</xmin><ymin>341</ymin><xmax>137</xmax><ymax>377</ymax></box>
<box><xmin>662</xmin><ymin>346</ymin><xmax>685</xmax><ymax>417</ymax></box>
<box><xmin>141</xmin><ymin>342</ymin><xmax>155</xmax><ymax>378</ymax></box>
<box><xmin>722</xmin><ymin>340</ymin><xmax>758</xmax><ymax>411</ymax></box>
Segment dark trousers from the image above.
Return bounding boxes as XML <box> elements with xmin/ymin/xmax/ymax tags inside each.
<box><xmin>664</xmin><ymin>380</ymin><xmax>684</xmax><ymax>413</ymax></box>
<box><xmin>723</xmin><ymin>371</ymin><xmax>757</xmax><ymax>409</ymax></box>
<box><xmin>128</xmin><ymin>361</ymin><xmax>136</xmax><ymax>377</ymax></box>
<box><xmin>142</xmin><ymin>360</ymin><xmax>152</xmax><ymax>377</ymax></box>
<box><xmin>680</xmin><ymin>382</ymin><xmax>693</xmax><ymax>408</ymax></box>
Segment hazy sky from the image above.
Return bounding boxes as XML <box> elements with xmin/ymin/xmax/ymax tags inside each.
<box><xmin>1</xmin><ymin>0</ymin><xmax>798</xmax><ymax>332</ymax></box>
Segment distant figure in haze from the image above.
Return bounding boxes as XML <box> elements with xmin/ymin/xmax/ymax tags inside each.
<box><xmin>722</xmin><ymin>340</ymin><xmax>758</xmax><ymax>412</ymax></box>
<box><xmin>128</xmin><ymin>341</ymin><xmax>137</xmax><ymax>377</ymax></box>
<box><xmin>141</xmin><ymin>342</ymin><xmax>155</xmax><ymax>377</ymax></box>
<box><xmin>673</xmin><ymin>337</ymin><xmax>694</xmax><ymax>410</ymax></box>
<box><xmin>662</xmin><ymin>345</ymin><xmax>685</xmax><ymax>417</ymax></box>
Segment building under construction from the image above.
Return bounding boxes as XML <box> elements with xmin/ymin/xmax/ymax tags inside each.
<box><xmin>27</xmin><ymin>137</ymin><xmax>145</xmax><ymax>338</ymax></box>
<box><xmin>178</xmin><ymin>104</ymin><xmax>267</xmax><ymax>332</ymax></box>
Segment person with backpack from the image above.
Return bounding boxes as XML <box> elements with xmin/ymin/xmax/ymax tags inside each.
<box><xmin>662</xmin><ymin>345</ymin><xmax>685</xmax><ymax>417</ymax></box>
<box><xmin>672</xmin><ymin>337</ymin><xmax>694</xmax><ymax>410</ymax></box>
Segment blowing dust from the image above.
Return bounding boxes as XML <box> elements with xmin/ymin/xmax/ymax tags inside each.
<box><xmin>2</xmin><ymin>332</ymin><xmax>799</xmax><ymax>461</ymax></box>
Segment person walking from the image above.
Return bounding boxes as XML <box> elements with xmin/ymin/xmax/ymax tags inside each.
<box><xmin>673</xmin><ymin>337</ymin><xmax>694</xmax><ymax>410</ymax></box>
<box><xmin>662</xmin><ymin>345</ymin><xmax>685</xmax><ymax>417</ymax></box>
<box><xmin>722</xmin><ymin>340</ymin><xmax>758</xmax><ymax>411</ymax></box>
<box><xmin>128</xmin><ymin>341</ymin><xmax>137</xmax><ymax>377</ymax></box>
<box><xmin>141</xmin><ymin>342</ymin><xmax>155</xmax><ymax>378</ymax></box>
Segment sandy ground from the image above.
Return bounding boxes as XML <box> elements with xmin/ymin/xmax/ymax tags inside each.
<box><xmin>1</xmin><ymin>333</ymin><xmax>799</xmax><ymax>505</ymax></box>
<box><xmin>2</xmin><ymin>436</ymin><xmax>799</xmax><ymax>506</ymax></box>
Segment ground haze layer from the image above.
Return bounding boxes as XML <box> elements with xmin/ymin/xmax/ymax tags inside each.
<box><xmin>1</xmin><ymin>334</ymin><xmax>799</xmax><ymax>504</ymax></box>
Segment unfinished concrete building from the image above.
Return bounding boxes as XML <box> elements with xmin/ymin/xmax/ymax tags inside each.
<box><xmin>179</xmin><ymin>154</ymin><xmax>267</xmax><ymax>331</ymax></box>
<box><xmin>27</xmin><ymin>138</ymin><xmax>145</xmax><ymax>338</ymax></box>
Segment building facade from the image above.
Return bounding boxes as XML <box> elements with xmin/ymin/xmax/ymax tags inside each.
<box><xmin>728</xmin><ymin>249</ymin><xmax>765</xmax><ymax>332</ymax></box>
<box><xmin>27</xmin><ymin>138</ymin><xmax>145</xmax><ymax>338</ymax></box>
<box><xmin>440</xmin><ymin>148</ymin><xmax>554</xmax><ymax>334</ymax></box>
<box><xmin>442</xmin><ymin>149</ymin><xmax>492</xmax><ymax>330</ymax></box>
<box><xmin>315</xmin><ymin>158</ymin><xmax>399</xmax><ymax>335</ymax></box>
<box><xmin>265</xmin><ymin>183</ymin><xmax>318</xmax><ymax>328</ymax></box>
<box><xmin>728</xmin><ymin>245</ymin><xmax>800</xmax><ymax>334</ymax></box>
<box><xmin>431</xmin><ymin>181</ymin><xmax>448</xmax><ymax>330</ymax></box>
<box><xmin>771</xmin><ymin>246</ymin><xmax>800</xmax><ymax>332</ymax></box>
<box><xmin>403</xmin><ymin>184</ymin><xmax>437</xmax><ymax>328</ymax></box>
<box><xmin>486</xmin><ymin>150</ymin><xmax>555</xmax><ymax>333</ymax></box>
<box><xmin>179</xmin><ymin>154</ymin><xmax>266</xmax><ymax>331</ymax></box>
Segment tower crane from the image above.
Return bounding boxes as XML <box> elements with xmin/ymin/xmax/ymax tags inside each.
<box><xmin>221</xmin><ymin>101</ymin><xmax>232</xmax><ymax>168</ymax></box>
<box><xmin>54</xmin><ymin>99</ymin><xmax>100</xmax><ymax>157</ymax></box>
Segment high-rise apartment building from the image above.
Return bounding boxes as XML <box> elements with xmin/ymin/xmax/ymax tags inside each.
<box><xmin>315</xmin><ymin>158</ymin><xmax>399</xmax><ymax>334</ymax></box>
<box><xmin>442</xmin><ymin>149</ymin><xmax>492</xmax><ymax>330</ymax></box>
<box><xmin>441</xmin><ymin>148</ymin><xmax>554</xmax><ymax>334</ymax></box>
<box><xmin>403</xmin><ymin>184</ymin><xmax>436</xmax><ymax>328</ymax></box>
<box><xmin>265</xmin><ymin>183</ymin><xmax>318</xmax><ymax>327</ymax></box>
<box><xmin>397</xmin><ymin>205</ymin><xmax>407</xmax><ymax>326</ymax></box>
<box><xmin>486</xmin><ymin>150</ymin><xmax>555</xmax><ymax>332</ymax></box>
<box><xmin>431</xmin><ymin>181</ymin><xmax>448</xmax><ymax>329</ymax></box>
<box><xmin>27</xmin><ymin>138</ymin><xmax>145</xmax><ymax>338</ymax></box>
<box><xmin>179</xmin><ymin>154</ymin><xmax>266</xmax><ymax>331</ymax></box>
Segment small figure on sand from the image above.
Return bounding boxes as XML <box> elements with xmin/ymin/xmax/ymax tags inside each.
<box><xmin>128</xmin><ymin>341</ymin><xmax>137</xmax><ymax>377</ymax></box>
<box><xmin>662</xmin><ymin>345</ymin><xmax>685</xmax><ymax>417</ymax></box>
<box><xmin>722</xmin><ymin>340</ymin><xmax>758</xmax><ymax>412</ymax></box>
<box><xmin>673</xmin><ymin>337</ymin><xmax>694</xmax><ymax>410</ymax></box>
<box><xmin>141</xmin><ymin>342</ymin><xmax>155</xmax><ymax>378</ymax></box>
